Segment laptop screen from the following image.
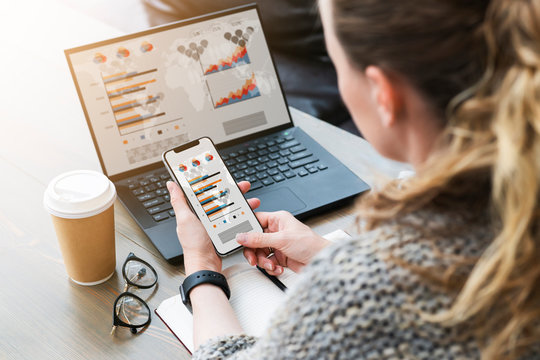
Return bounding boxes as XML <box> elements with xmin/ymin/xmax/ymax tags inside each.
<box><xmin>65</xmin><ymin>6</ymin><xmax>291</xmax><ymax>177</ymax></box>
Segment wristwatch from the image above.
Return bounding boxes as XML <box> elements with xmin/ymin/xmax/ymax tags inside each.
<box><xmin>180</xmin><ymin>270</ymin><xmax>230</xmax><ymax>313</ymax></box>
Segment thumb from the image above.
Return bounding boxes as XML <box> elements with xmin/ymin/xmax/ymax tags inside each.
<box><xmin>236</xmin><ymin>231</ymin><xmax>281</xmax><ymax>249</ymax></box>
<box><xmin>167</xmin><ymin>181</ymin><xmax>190</xmax><ymax>215</ymax></box>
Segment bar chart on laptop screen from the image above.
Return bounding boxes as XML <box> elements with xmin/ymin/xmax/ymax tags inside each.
<box><xmin>101</xmin><ymin>67</ymin><xmax>170</xmax><ymax>135</ymax></box>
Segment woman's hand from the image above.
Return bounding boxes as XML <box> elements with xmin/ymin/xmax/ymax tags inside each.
<box><xmin>236</xmin><ymin>211</ymin><xmax>330</xmax><ymax>276</ymax></box>
<box><xmin>167</xmin><ymin>181</ymin><xmax>260</xmax><ymax>276</ymax></box>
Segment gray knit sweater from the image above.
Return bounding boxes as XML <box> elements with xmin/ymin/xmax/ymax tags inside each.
<box><xmin>193</xmin><ymin>201</ymin><xmax>540</xmax><ymax>359</ymax></box>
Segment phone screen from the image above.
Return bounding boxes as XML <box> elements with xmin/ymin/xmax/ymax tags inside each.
<box><xmin>163</xmin><ymin>137</ymin><xmax>262</xmax><ymax>255</ymax></box>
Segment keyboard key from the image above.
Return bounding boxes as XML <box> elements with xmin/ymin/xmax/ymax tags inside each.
<box><xmin>289</xmin><ymin>157</ymin><xmax>319</xmax><ymax>169</ymax></box>
<box><xmin>168</xmin><ymin>210</ymin><xmax>175</xmax><ymax>217</ymax></box>
<box><xmin>164</xmin><ymin>194</ymin><xmax>170</xmax><ymax>202</ymax></box>
<box><xmin>225</xmin><ymin>159</ymin><xmax>236</xmax><ymax>166</ymax></box>
<box><xmin>277</xmin><ymin>158</ymin><xmax>289</xmax><ymax>165</ymax></box>
<box><xmin>284</xmin><ymin>135</ymin><xmax>294</xmax><ymax>141</ymax></box>
<box><xmin>257</xmin><ymin>149</ymin><xmax>269</xmax><ymax>156</ymax></box>
<box><xmin>160</xmin><ymin>174</ymin><xmax>169</xmax><ymax>180</ymax></box>
<box><xmin>249</xmin><ymin>181</ymin><xmax>263</xmax><ymax>191</ymax></box>
<box><xmin>132</xmin><ymin>188</ymin><xmax>144</xmax><ymax>196</ymax></box>
<box><xmin>283</xmin><ymin>171</ymin><xmax>296</xmax><ymax>178</ymax></box>
<box><xmin>268</xmin><ymin>168</ymin><xmax>279</xmax><ymax>176</ymax></box>
<box><xmin>128</xmin><ymin>183</ymin><xmax>137</xmax><ymax>190</ymax></box>
<box><xmin>236</xmin><ymin>163</ymin><xmax>248</xmax><ymax>170</ymax></box>
<box><xmin>153</xmin><ymin>212</ymin><xmax>169</xmax><ymax>222</ymax></box>
<box><xmin>238</xmin><ymin>149</ymin><xmax>247</xmax><ymax>155</ymax></box>
<box><xmin>318</xmin><ymin>164</ymin><xmax>328</xmax><ymax>170</ymax></box>
<box><xmin>245</xmin><ymin>168</ymin><xmax>256</xmax><ymax>175</ymax></box>
<box><xmin>267</xmin><ymin>161</ymin><xmax>278</xmax><ymax>168</ymax></box>
<box><xmin>268</xmin><ymin>146</ymin><xmax>280</xmax><ymax>153</ymax></box>
<box><xmin>229</xmin><ymin>152</ymin><xmax>238</xmax><ymax>158</ymax></box>
<box><xmin>268</xmin><ymin>153</ymin><xmax>280</xmax><ymax>160</ymax></box>
<box><xmin>247</xmin><ymin>159</ymin><xmax>258</xmax><ymax>167</ymax></box>
<box><xmin>236</xmin><ymin>155</ymin><xmax>247</xmax><ymax>162</ymax></box>
<box><xmin>137</xmin><ymin>193</ymin><xmax>155</xmax><ymax>201</ymax></box>
<box><xmin>290</xmin><ymin>145</ymin><xmax>306</xmax><ymax>153</ymax></box>
<box><xmin>143</xmin><ymin>198</ymin><xmax>164</xmax><ymax>208</ymax></box>
<box><xmin>245</xmin><ymin>175</ymin><xmax>258</xmax><ymax>183</ymax></box>
<box><xmin>155</xmin><ymin>189</ymin><xmax>168</xmax><ymax>196</ymax></box>
<box><xmin>247</xmin><ymin>146</ymin><xmax>257</xmax><ymax>152</ymax></box>
<box><xmin>149</xmin><ymin>177</ymin><xmax>159</xmax><ymax>183</ymax></box>
<box><xmin>255</xmin><ymin>164</ymin><xmax>268</xmax><ymax>171</ymax></box>
<box><xmin>139</xmin><ymin>180</ymin><xmax>149</xmax><ymax>186</ymax></box>
<box><xmin>247</xmin><ymin>153</ymin><xmax>258</xmax><ymax>159</ymax></box>
<box><xmin>262</xmin><ymin>178</ymin><xmax>275</xmax><ymax>186</ymax></box>
<box><xmin>156</xmin><ymin>181</ymin><xmax>166</xmax><ymax>188</ymax></box>
<box><xmin>306</xmin><ymin>166</ymin><xmax>318</xmax><ymax>174</ymax></box>
<box><xmin>257</xmin><ymin>156</ymin><xmax>269</xmax><ymax>163</ymax></box>
<box><xmin>266</xmin><ymin>140</ymin><xmax>276</xmax><ymax>146</ymax></box>
<box><xmin>256</xmin><ymin>173</ymin><xmax>268</xmax><ymax>180</ymax></box>
<box><xmin>279</xmin><ymin>149</ymin><xmax>291</xmax><ymax>157</ymax></box>
<box><xmin>221</xmin><ymin>154</ymin><xmax>229</xmax><ymax>161</ymax></box>
<box><xmin>232</xmin><ymin>171</ymin><xmax>244</xmax><ymax>179</ymax></box>
<box><xmin>144</xmin><ymin>184</ymin><xmax>157</xmax><ymax>192</ymax></box>
<box><xmin>279</xmin><ymin>140</ymin><xmax>299</xmax><ymax>149</ymax></box>
<box><xmin>298</xmin><ymin>170</ymin><xmax>309</xmax><ymax>177</ymax></box>
<box><xmin>278</xmin><ymin>165</ymin><xmax>290</xmax><ymax>172</ymax></box>
<box><xmin>275</xmin><ymin>138</ymin><xmax>285</xmax><ymax>144</ymax></box>
<box><xmin>289</xmin><ymin>151</ymin><xmax>312</xmax><ymax>162</ymax></box>
<box><xmin>273</xmin><ymin>174</ymin><xmax>285</xmax><ymax>182</ymax></box>
<box><xmin>148</xmin><ymin>203</ymin><xmax>172</xmax><ymax>215</ymax></box>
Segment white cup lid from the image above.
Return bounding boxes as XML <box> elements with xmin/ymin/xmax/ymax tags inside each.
<box><xmin>43</xmin><ymin>170</ymin><xmax>116</xmax><ymax>219</ymax></box>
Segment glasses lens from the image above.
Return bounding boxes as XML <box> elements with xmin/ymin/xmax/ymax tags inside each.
<box><xmin>115</xmin><ymin>294</ymin><xmax>150</xmax><ymax>326</ymax></box>
<box><xmin>124</xmin><ymin>259</ymin><xmax>157</xmax><ymax>287</ymax></box>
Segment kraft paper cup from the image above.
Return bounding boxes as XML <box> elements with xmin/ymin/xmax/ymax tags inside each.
<box><xmin>44</xmin><ymin>170</ymin><xmax>117</xmax><ymax>285</ymax></box>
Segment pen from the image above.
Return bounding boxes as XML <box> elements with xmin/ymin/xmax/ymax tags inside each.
<box><xmin>256</xmin><ymin>265</ymin><xmax>287</xmax><ymax>292</ymax></box>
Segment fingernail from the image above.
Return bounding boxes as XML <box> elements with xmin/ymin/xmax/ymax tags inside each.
<box><xmin>276</xmin><ymin>266</ymin><xmax>283</xmax><ymax>274</ymax></box>
<box><xmin>265</xmin><ymin>262</ymin><xmax>274</xmax><ymax>271</ymax></box>
<box><xmin>236</xmin><ymin>233</ymin><xmax>247</xmax><ymax>244</ymax></box>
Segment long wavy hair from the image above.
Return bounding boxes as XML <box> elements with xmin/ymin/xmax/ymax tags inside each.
<box><xmin>332</xmin><ymin>0</ymin><xmax>540</xmax><ymax>358</ymax></box>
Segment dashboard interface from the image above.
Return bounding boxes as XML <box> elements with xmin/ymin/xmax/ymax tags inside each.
<box><xmin>66</xmin><ymin>7</ymin><xmax>290</xmax><ymax>176</ymax></box>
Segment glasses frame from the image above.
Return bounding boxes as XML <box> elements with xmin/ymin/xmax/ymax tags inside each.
<box><xmin>111</xmin><ymin>252</ymin><xmax>158</xmax><ymax>335</ymax></box>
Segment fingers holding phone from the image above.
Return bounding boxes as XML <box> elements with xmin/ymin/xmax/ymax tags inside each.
<box><xmin>237</xmin><ymin>211</ymin><xmax>331</xmax><ymax>275</ymax></box>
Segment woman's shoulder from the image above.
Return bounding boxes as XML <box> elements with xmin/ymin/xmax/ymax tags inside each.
<box><xmin>282</xmin><ymin>204</ymin><xmax>493</xmax><ymax>358</ymax></box>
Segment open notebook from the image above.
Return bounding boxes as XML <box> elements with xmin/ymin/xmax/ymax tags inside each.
<box><xmin>155</xmin><ymin>229</ymin><xmax>351</xmax><ymax>354</ymax></box>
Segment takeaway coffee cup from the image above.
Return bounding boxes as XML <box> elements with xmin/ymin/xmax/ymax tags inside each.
<box><xmin>44</xmin><ymin>170</ymin><xmax>117</xmax><ymax>285</ymax></box>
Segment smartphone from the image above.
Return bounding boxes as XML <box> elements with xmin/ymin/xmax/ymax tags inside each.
<box><xmin>162</xmin><ymin>137</ymin><xmax>263</xmax><ymax>256</ymax></box>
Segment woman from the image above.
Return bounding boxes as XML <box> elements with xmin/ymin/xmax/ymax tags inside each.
<box><xmin>167</xmin><ymin>0</ymin><xmax>540</xmax><ymax>358</ymax></box>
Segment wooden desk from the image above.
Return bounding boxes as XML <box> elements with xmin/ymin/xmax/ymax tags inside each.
<box><xmin>0</xmin><ymin>1</ymin><xmax>409</xmax><ymax>358</ymax></box>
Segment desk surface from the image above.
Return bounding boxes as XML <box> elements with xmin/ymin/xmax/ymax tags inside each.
<box><xmin>0</xmin><ymin>2</ymin><xmax>409</xmax><ymax>359</ymax></box>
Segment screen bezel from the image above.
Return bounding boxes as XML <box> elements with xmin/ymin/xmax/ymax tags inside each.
<box><xmin>65</xmin><ymin>3</ymin><xmax>295</xmax><ymax>182</ymax></box>
<box><xmin>162</xmin><ymin>136</ymin><xmax>264</xmax><ymax>256</ymax></box>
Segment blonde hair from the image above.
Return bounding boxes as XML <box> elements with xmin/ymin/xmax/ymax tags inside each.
<box><xmin>335</xmin><ymin>0</ymin><xmax>540</xmax><ymax>358</ymax></box>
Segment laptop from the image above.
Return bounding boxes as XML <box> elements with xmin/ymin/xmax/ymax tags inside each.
<box><xmin>65</xmin><ymin>4</ymin><xmax>369</xmax><ymax>264</ymax></box>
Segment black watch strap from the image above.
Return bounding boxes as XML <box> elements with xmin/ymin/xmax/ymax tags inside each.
<box><xmin>180</xmin><ymin>270</ymin><xmax>230</xmax><ymax>313</ymax></box>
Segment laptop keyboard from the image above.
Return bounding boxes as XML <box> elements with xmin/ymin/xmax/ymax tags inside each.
<box><xmin>222</xmin><ymin>133</ymin><xmax>327</xmax><ymax>191</ymax></box>
<box><xmin>127</xmin><ymin>132</ymin><xmax>327</xmax><ymax>224</ymax></box>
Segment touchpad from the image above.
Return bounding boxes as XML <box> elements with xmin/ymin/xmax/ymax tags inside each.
<box><xmin>254</xmin><ymin>187</ymin><xmax>307</xmax><ymax>213</ymax></box>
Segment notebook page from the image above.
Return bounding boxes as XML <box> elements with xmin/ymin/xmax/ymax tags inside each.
<box><xmin>155</xmin><ymin>295</ymin><xmax>195</xmax><ymax>353</ymax></box>
<box><xmin>223</xmin><ymin>263</ymin><xmax>287</xmax><ymax>336</ymax></box>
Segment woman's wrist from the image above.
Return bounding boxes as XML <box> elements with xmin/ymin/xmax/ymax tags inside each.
<box><xmin>184</xmin><ymin>251</ymin><xmax>221</xmax><ymax>276</ymax></box>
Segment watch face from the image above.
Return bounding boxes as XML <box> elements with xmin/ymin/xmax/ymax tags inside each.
<box><xmin>179</xmin><ymin>284</ymin><xmax>192</xmax><ymax>312</ymax></box>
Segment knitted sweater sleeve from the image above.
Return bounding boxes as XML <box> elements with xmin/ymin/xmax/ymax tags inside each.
<box><xmin>192</xmin><ymin>228</ymin><xmax>407</xmax><ymax>360</ymax></box>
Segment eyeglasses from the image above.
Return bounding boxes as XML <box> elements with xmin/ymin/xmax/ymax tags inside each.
<box><xmin>110</xmin><ymin>252</ymin><xmax>158</xmax><ymax>335</ymax></box>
